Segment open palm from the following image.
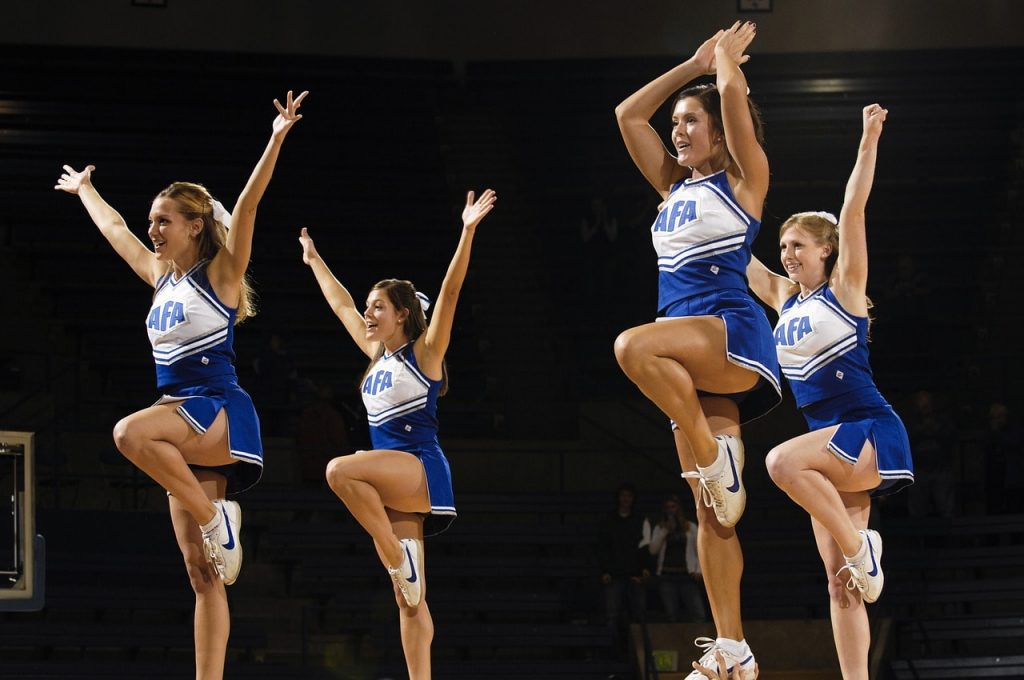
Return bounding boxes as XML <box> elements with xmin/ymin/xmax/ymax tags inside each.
<box><xmin>272</xmin><ymin>90</ymin><xmax>309</xmax><ymax>139</ymax></box>
<box><xmin>461</xmin><ymin>188</ymin><xmax>497</xmax><ymax>231</ymax></box>
<box><xmin>53</xmin><ymin>164</ymin><xmax>95</xmax><ymax>195</ymax></box>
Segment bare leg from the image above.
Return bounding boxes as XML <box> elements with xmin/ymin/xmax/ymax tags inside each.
<box><xmin>677</xmin><ymin>397</ymin><xmax>745</xmax><ymax>641</ymax></box>
<box><xmin>170</xmin><ymin>471</ymin><xmax>230</xmax><ymax>680</ymax></box>
<box><xmin>766</xmin><ymin>430</ymin><xmax>880</xmax><ymax>556</ymax></box>
<box><xmin>812</xmin><ymin>493</ymin><xmax>872</xmax><ymax>680</ymax></box>
<box><xmin>615</xmin><ymin>317</ymin><xmax>758</xmax><ymax>467</ymax></box>
<box><xmin>325</xmin><ymin>449</ymin><xmax>431</xmax><ymax>568</ymax></box>
<box><xmin>114</xmin><ymin>404</ymin><xmax>235</xmax><ymax>526</ymax></box>
<box><xmin>379</xmin><ymin>510</ymin><xmax>433</xmax><ymax>680</ymax></box>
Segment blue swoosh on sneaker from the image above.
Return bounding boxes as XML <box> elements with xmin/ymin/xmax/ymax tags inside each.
<box><xmin>404</xmin><ymin>545</ymin><xmax>418</xmax><ymax>584</ymax></box>
<box><xmin>866</xmin><ymin>535</ymin><xmax>878</xmax><ymax>577</ymax></box>
<box><xmin>221</xmin><ymin>505</ymin><xmax>236</xmax><ymax>550</ymax></box>
<box><xmin>723</xmin><ymin>440</ymin><xmax>741</xmax><ymax>493</ymax></box>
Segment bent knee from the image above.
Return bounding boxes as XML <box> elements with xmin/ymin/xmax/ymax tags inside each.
<box><xmin>182</xmin><ymin>551</ymin><xmax>221</xmax><ymax>594</ymax></box>
<box><xmin>112</xmin><ymin>417</ymin><xmax>142</xmax><ymax>457</ymax></box>
<box><xmin>325</xmin><ymin>456</ymin><xmax>355</xmax><ymax>492</ymax></box>
<box><xmin>765</xmin><ymin>446</ymin><xmax>794</xmax><ymax>487</ymax></box>
<box><xmin>613</xmin><ymin>329</ymin><xmax>640</xmax><ymax>368</ymax></box>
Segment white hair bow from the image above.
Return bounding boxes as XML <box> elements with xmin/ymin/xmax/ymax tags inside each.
<box><xmin>415</xmin><ymin>291</ymin><xmax>431</xmax><ymax>314</ymax></box>
<box><xmin>811</xmin><ymin>211</ymin><xmax>838</xmax><ymax>225</ymax></box>
<box><xmin>211</xmin><ymin>199</ymin><xmax>232</xmax><ymax>229</ymax></box>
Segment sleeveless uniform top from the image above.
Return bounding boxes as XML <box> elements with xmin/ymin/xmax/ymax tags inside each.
<box><xmin>361</xmin><ymin>342</ymin><xmax>443</xmax><ymax>451</ymax></box>
<box><xmin>652</xmin><ymin>170</ymin><xmax>761</xmax><ymax>312</ymax></box>
<box><xmin>775</xmin><ymin>283</ymin><xmax>878</xmax><ymax>408</ymax></box>
<box><xmin>146</xmin><ymin>260</ymin><xmax>237</xmax><ymax>390</ymax></box>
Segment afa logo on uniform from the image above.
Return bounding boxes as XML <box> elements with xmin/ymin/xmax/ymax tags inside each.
<box><xmin>363</xmin><ymin>370</ymin><xmax>394</xmax><ymax>396</ymax></box>
<box><xmin>652</xmin><ymin>200</ymin><xmax>699</xmax><ymax>233</ymax></box>
<box><xmin>147</xmin><ymin>300</ymin><xmax>188</xmax><ymax>332</ymax></box>
<box><xmin>775</xmin><ymin>315</ymin><xmax>814</xmax><ymax>347</ymax></box>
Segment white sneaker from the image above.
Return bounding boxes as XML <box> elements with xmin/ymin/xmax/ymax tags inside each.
<box><xmin>388</xmin><ymin>538</ymin><xmax>424</xmax><ymax>607</ymax></box>
<box><xmin>838</xmin><ymin>529</ymin><xmax>884</xmax><ymax>603</ymax></box>
<box><xmin>683</xmin><ymin>435</ymin><xmax>746</xmax><ymax>528</ymax></box>
<box><xmin>685</xmin><ymin>637</ymin><xmax>757</xmax><ymax>679</ymax></box>
<box><xmin>202</xmin><ymin>499</ymin><xmax>243</xmax><ymax>585</ymax></box>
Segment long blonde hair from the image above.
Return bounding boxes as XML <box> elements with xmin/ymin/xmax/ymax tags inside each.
<box><xmin>155</xmin><ymin>182</ymin><xmax>256</xmax><ymax>324</ymax></box>
<box><xmin>780</xmin><ymin>212</ymin><xmax>874</xmax><ymax>324</ymax></box>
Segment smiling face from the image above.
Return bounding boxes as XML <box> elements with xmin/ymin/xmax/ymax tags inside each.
<box><xmin>671</xmin><ymin>97</ymin><xmax>725</xmax><ymax>174</ymax></box>
<box><xmin>148</xmin><ymin>196</ymin><xmax>201</xmax><ymax>264</ymax></box>
<box><xmin>779</xmin><ymin>224</ymin><xmax>832</xmax><ymax>287</ymax></box>
<box><xmin>364</xmin><ymin>288</ymin><xmax>409</xmax><ymax>347</ymax></box>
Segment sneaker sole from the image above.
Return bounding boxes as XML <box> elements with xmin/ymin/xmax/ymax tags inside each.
<box><xmin>221</xmin><ymin>501</ymin><xmax>243</xmax><ymax>586</ymax></box>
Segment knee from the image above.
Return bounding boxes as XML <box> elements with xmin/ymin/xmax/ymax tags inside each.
<box><xmin>325</xmin><ymin>457</ymin><xmax>352</xmax><ymax>495</ymax></box>
<box><xmin>692</xmin><ymin>496</ymin><xmax>732</xmax><ymax>535</ymax></box>
<box><xmin>112</xmin><ymin>417</ymin><xmax>142</xmax><ymax>460</ymax></box>
<box><xmin>182</xmin><ymin>549</ymin><xmax>221</xmax><ymax>595</ymax></box>
<box><xmin>765</xmin><ymin>446</ymin><xmax>794</xmax><ymax>489</ymax></box>
<box><xmin>613</xmin><ymin>329</ymin><xmax>638</xmax><ymax>370</ymax></box>
<box><xmin>826</xmin><ymin>572</ymin><xmax>856</xmax><ymax>605</ymax></box>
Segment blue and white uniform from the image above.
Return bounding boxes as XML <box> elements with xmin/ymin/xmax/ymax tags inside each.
<box><xmin>653</xmin><ymin>170</ymin><xmax>781</xmax><ymax>423</ymax></box>
<box><xmin>147</xmin><ymin>259</ymin><xmax>263</xmax><ymax>494</ymax></box>
<box><xmin>776</xmin><ymin>283</ymin><xmax>914</xmax><ymax>495</ymax></box>
<box><xmin>361</xmin><ymin>342</ymin><xmax>456</xmax><ymax>535</ymax></box>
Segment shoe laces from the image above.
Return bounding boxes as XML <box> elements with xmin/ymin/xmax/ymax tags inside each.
<box><xmin>835</xmin><ymin>561</ymin><xmax>866</xmax><ymax>593</ymax></box>
<box><xmin>691</xmin><ymin>637</ymin><xmax>751</xmax><ymax>677</ymax></box>
<box><xmin>388</xmin><ymin>563</ymin><xmax>411</xmax><ymax>595</ymax></box>
<box><xmin>682</xmin><ymin>471</ymin><xmax>725</xmax><ymax>512</ymax></box>
<box><xmin>203</xmin><ymin>533</ymin><xmax>226</xmax><ymax>579</ymax></box>
<box><xmin>693</xmin><ymin>636</ymin><xmax>741</xmax><ymax>671</ymax></box>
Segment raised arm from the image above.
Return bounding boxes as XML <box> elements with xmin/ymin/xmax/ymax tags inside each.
<box><xmin>209</xmin><ymin>90</ymin><xmax>307</xmax><ymax>293</ymax></box>
<box><xmin>415</xmin><ymin>189</ymin><xmax>497</xmax><ymax>376</ymax></box>
<box><xmin>298</xmin><ymin>227</ymin><xmax>378</xmax><ymax>359</ymax></box>
<box><xmin>54</xmin><ymin>165</ymin><xmax>162</xmax><ymax>286</ymax></box>
<box><xmin>833</xmin><ymin>104</ymin><xmax>886</xmax><ymax>315</ymax></box>
<box><xmin>614</xmin><ymin>31</ymin><xmax>726</xmax><ymax>197</ymax></box>
<box><xmin>747</xmin><ymin>254</ymin><xmax>797</xmax><ymax>314</ymax></box>
<box><xmin>715</xmin><ymin>22</ymin><xmax>768</xmax><ymax>218</ymax></box>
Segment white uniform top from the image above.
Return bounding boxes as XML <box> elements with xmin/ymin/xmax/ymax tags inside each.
<box><xmin>652</xmin><ymin>170</ymin><xmax>760</xmax><ymax>312</ymax></box>
<box><xmin>775</xmin><ymin>283</ymin><xmax>875</xmax><ymax>408</ymax></box>
<box><xmin>146</xmin><ymin>259</ymin><xmax>236</xmax><ymax>389</ymax></box>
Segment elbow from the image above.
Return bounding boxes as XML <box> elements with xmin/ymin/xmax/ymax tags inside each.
<box><xmin>716</xmin><ymin>75</ymin><xmax>746</xmax><ymax>97</ymax></box>
<box><xmin>614</xmin><ymin>100</ymin><xmax>640</xmax><ymax>125</ymax></box>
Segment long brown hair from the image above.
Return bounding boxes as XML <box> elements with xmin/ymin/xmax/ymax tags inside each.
<box><xmin>155</xmin><ymin>182</ymin><xmax>256</xmax><ymax>324</ymax></box>
<box><xmin>361</xmin><ymin>278</ymin><xmax>449</xmax><ymax>396</ymax></box>
<box><xmin>675</xmin><ymin>82</ymin><xmax>766</xmax><ymax>174</ymax></box>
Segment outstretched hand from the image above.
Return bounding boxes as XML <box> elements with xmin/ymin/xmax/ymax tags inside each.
<box><xmin>298</xmin><ymin>227</ymin><xmax>319</xmax><ymax>265</ymax></box>
<box><xmin>862</xmin><ymin>103</ymin><xmax>887</xmax><ymax>139</ymax></box>
<box><xmin>272</xmin><ymin>90</ymin><xmax>308</xmax><ymax>139</ymax></box>
<box><xmin>715</xmin><ymin>21</ymin><xmax>756</xmax><ymax>67</ymax></box>
<box><xmin>461</xmin><ymin>188</ymin><xmax>497</xmax><ymax>231</ymax></box>
<box><xmin>692</xmin><ymin>651</ymin><xmax>759</xmax><ymax>679</ymax></box>
<box><xmin>54</xmin><ymin>164</ymin><xmax>95</xmax><ymax>195</ymax></box>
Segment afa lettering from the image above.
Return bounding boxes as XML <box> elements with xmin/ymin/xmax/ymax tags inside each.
<box><xmin>362</xmin><ymin>370</ymin><xmax>394</xmax><ymax>396</ymax></box>
<box><xmin>775</xmin><ymin>316</ymin><xmax>813</xmax><ymax>346</ymax></box>
<box><xmin>653</xmin><ymin>200</ymin><xmax>698</xmax><ymax>233</ymax></box>
<box><xmin>147</xmin><ymin>301</ymin><xmax>186</xmax><ymax>331</ymax></box>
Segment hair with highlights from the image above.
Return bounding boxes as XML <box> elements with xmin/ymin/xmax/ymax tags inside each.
<box><xmin>780</xmin><ymin>212</ymin><xmax>874</xmax><ymax>326</ymax></box>
<box><xmin>155</xmin><ymin>182</ymin><xmax>256</xmax><ymax>324</ymax></box>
